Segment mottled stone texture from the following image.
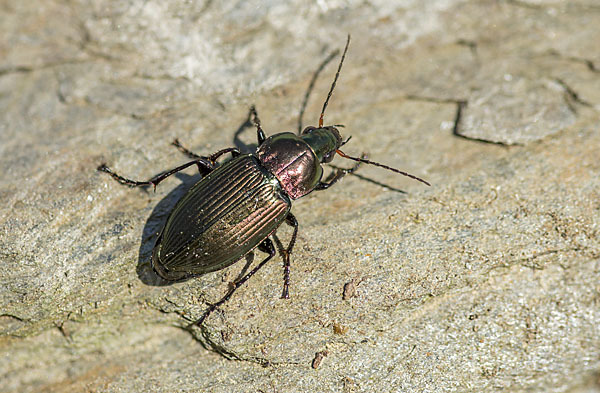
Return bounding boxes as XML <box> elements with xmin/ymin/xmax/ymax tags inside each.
<box><xmin>1</xmin><ymin>1</ymin><xmax>599</xmax><ymax>392</ymax></box>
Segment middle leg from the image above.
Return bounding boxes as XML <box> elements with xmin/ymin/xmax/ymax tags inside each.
<box><xmin>173</xmin><ymin>138</ymin><xmax>240</xmax><ymax>163</ymax></box>
<box><xmin>172</xmin><ymin>138</ymin><xmax>201</xmax><ymax>159</ymax></box>
<box><xmin>280</xmin><ymin>213</ymin><xmax>299</xmax><ymax>299</ymax></box>
<box><xmin>98</xmin><ymin>145</ymin><xmax>240</xmax><ymax>190</ymax></box>
<box><xmin>98</xmin><ymin>157</ymin><xmax>214</xmax><ymax>191</ymax></box>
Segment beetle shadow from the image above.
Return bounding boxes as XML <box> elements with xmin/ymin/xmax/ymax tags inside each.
<box><xmin>326</xmin><ymin>164</ymin><xmax>408</xmax><ymax>194</ymax></box>
<box><xmin>136</xmin><ymin>114</ymin><xmax>260</xmax><ymax>287</ymax></box>
<box><xmin>233</xmin><ymin>110</ymin><xmax>260</xmax><ymax>154</ymax></box>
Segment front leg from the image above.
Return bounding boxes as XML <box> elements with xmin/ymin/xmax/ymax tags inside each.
<box><xmin>314</xmin><ymin>159</ymin><xmax>362</xmax><ymax>191</ymax></box>
<box><xmin>250</xmin><ymin>105</ymin><xmax>267</xmax><ymax>145</ymax></box>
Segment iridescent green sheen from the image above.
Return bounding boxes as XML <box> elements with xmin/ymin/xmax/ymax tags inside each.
<box><xmin>152</xmin><ymin>155</ymin><xmax>291</xmax><ymax>281</ymax></box>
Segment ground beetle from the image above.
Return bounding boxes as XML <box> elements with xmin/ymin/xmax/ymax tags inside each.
<box><xmin>98</xmin><ymin>36</ymin><xmax>430</xmax><ymax>327</ymax></box>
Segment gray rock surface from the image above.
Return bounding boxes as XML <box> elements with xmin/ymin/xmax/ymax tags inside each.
<box><xmin>1</xmin><ymin>0</ymin><xmax>599</xmax><ymax>392</ymax></box>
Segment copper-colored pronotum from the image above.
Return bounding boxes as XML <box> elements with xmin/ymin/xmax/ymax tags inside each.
<box><xmin>98</xmin><ymin>36</ymin><xmax>430</xmax><ymax>326</ymax></box>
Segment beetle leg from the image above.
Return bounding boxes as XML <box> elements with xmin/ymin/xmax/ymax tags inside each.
<box><xmin>172</xmin><ymin>139</ymin><xmax>241</xmax><ymax>167</ymax></box>
<box><xmin>171</xmin><ymin>138</ymin><xmax>201</xmax><ymax>159</ymax></box>
<box><xmin>232</xmin><ymin>253</ymin><xmax>255</xmax><ymax>283</ymax></box>
<box><xmin>280</xmin><ymin>213</ymin><xmax>298</xmax><ymax>299</ymax></box>
<box><xmin>172</xmin><ymin>139</ymin><xmax>240</xmax><ymax>162</ymax></box>
<box><xmin>98</xmin><ymin>158</ymin><xmax>214</xmax><ymax>191</ymax></box>
<box><xmin>189</xmin><ymin>239</ymin><xmax>276</xmax><ymax>327</ymax></box>
<box><xmin>250</xmin><ymin>105</ymin><xmax>267</xmax><ymax>145</ymax></box>
<box><xmin>208</xmin><ymin>147</ymin><xmax>241</xmax><ymax>162</ymax></box>
<box><xmin>99</xmin><ymin>144</ymin><xmax>242</xmax><ymax>189</ymax></box>
<box><xmin>314</xmin><ymin>158</ymin><xmax>363</xmax><ymax>190</ymax></box>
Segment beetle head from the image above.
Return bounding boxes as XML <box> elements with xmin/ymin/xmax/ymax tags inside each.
<box><xmin>300</xmin><ymin>126</ymin><xmax>342</xmax><ymax>163</ymax></box>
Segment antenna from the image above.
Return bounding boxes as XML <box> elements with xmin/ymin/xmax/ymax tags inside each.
<box><xmin>319</xmin><ymin>35</ymin><xmax>351</xmax><ymax>128</ymax></box>
<box><xmin>318</xmin><ymin>35</ymin><xmax>430</xmax><ymax>187</ymax></box>
<box><xmin>336</xmin><ymin>149</ymin><xmax>431</xmax><ymax>186</ymax></box>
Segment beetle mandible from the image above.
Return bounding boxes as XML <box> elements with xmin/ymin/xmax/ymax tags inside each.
<box><xmin>98</xmin><ymin>36</ymin><xmax>430</xmax><ymax>327</ymax></box>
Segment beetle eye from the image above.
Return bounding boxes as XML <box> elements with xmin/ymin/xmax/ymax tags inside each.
<box><xmin>322</xmin><ymin>150</ymin><xmax>335</xmax><ymax>163</ymax></box>
<box><xmin>301</xmin><ymin>126</ymin><xmax>315</xmax><ymax>135</ymax></box>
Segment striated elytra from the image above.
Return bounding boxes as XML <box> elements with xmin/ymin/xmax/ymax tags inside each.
<box><xmin>98</xmin><ymin>36</ymin><xmax>430</xmax><ymax>326</ymax></box>
<box><xmin>152</xmin><ymin>153</ymin><xmax>292</xmax><ymax>281</ymax></box>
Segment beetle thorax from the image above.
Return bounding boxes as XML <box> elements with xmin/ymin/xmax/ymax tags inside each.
<box><xmin>256</xmin><ymin>133</ymin><xmax>323</xmax><ymax>199</ymax></box>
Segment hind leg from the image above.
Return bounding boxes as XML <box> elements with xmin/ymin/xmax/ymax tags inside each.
<box><xmin>188</xmin><ymin>238</ymin><xmax>276</xmax><ymax>327</ymax></box>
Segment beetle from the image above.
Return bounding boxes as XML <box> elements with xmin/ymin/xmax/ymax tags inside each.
<box><xmin>97</xmin><ymin>36</ymin><xmax>430</xmax><ymax>327</ymax></box>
